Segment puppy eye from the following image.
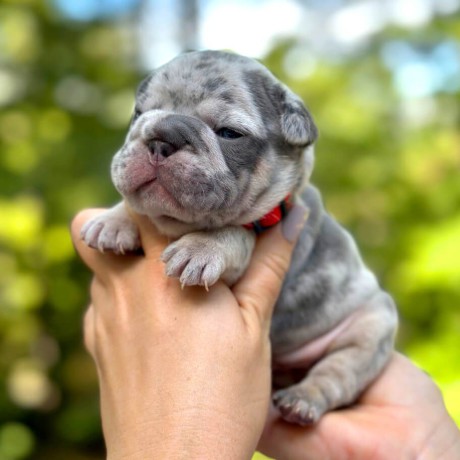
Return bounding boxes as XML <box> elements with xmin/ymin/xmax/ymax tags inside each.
<box><xmin>132</xmin><ymin>108</ymin><xmax>142</xmax><ymax>123</ymax></box>
<box><xmin>216</xmin><ymin>127</ymin><xmax>243</xmax><ymax>139</ymax></box>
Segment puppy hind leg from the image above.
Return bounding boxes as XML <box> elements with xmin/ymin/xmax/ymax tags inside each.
<box><xmin>273</xmin><ymin>292</ymin><xmax>397</xmax><ymax>425</ymax></box>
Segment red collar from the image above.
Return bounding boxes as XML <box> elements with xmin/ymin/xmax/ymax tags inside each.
<box><xmin>243</xmin><ymin>195</ymin><xmax>293</xmax><ymax>234</ymax></box>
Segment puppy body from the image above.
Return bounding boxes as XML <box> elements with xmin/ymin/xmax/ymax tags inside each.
<box><xmin>82</xmin><ymin>50</ymin><xmax>397</xmax><ymax>425</ymax></box>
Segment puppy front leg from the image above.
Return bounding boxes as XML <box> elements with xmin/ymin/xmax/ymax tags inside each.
<box><xmin>161</xmin><ymin>227</ymin><xmax>256</xmax><ymax>288</ymax></box>
<box><xmin>274</xmin><ymin>291</ymin><xmax>398</xmax><ymax>425</ymax></box>
<box><xmin>81</xmin><ymin>202</ymin><xmax>141</xmax><ymax>254</ymax></box>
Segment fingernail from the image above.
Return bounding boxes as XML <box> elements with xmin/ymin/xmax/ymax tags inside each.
<box><xmin>282</xmin><ymin>204</ymin><xmax>309</xmax><ymax>243</ymax></box>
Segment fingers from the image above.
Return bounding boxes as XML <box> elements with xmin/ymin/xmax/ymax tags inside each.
<box><xmin>233</xmin><ymin>204</ymin><xmax>309</xmax><ymax>327</ymax></box>
<box><xmin>70</xmin><ymin>208</ymin><xmax>143</xmax><ymax>283</ymax></box>
<box><xmin>258</xmin><ymin>402</ymin><xmax>343</xmax><ymax>460</ymax></box>
<box><xmin>70</xmin><ymin>209</ymin><xmax>115</xmax><ymax>275</ymax></box>
<box><xmin>70</xmin><ymin>208</ymin><xmax>137</xmax><ymax>279</ymax></box>
<box><xmin>128</xmin><ymin>209</ymin><xmax>170</xmax><ymax>259</ymax></box>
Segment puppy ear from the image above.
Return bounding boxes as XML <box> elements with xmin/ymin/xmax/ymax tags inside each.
<box><xmin>280</xmin><ymin>89</ymin><xmax>318</xmax><ymax>146</ymax></box>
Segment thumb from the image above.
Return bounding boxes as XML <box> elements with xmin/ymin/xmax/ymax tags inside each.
<box><xmin>233</xmin><ymin>204</ymin><xmax>309</xmax><ymax>327</ymax></box>
<box><xmin>127</xmin><ymin>206</ymin><xmax>170</xmax><ymax>259</ymax></box>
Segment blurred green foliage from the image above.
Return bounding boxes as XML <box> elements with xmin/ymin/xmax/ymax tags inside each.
<box><xmin>0</xmin><ymin>0</ymin><xmax>459</xmax><ymax>458</ymax></box>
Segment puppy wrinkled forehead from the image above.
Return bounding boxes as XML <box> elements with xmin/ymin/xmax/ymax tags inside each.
<box><xmin>137</xmin><ymin>51</ymin><xmax>266</xmax><ymax>105</ymax></box>
<box><xmin>136</xmin><ymin>51</ymin><xmax>271</xmax><ymax>135</ymax></box>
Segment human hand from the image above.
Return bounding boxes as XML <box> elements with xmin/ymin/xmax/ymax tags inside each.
<box><xmin>258</xmin><ymin>352</ymin><xmax>460</xmax><ymax>459</ymax></box>
<box><xmin>71</xmin><ymin>206</ymin><xmax>308</xmax><ymax>460</ymax></box>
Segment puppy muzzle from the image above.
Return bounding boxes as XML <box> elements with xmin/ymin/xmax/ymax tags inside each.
<box><xmin>137</xmin><ymin>112</ymin><xmax>212</xmax><ymax>156</ymax></box>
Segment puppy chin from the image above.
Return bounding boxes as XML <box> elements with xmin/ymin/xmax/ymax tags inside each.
<box><xmin>122</xmin><ymin>188</ymin><xmax>202</xmax><ymax>237</ymax></box>
<box><xmin>152</xmin><ymin>215</ymin><xmax>205</xmax><ymax>237</ymax></box>
<box><xmin>122</xmin><ymin>200</ymin><xmax>192</xmax><ymax>238</ymax></box>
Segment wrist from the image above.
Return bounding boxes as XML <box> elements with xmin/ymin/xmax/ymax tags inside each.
<box><xmin>105</xmin><ymin>406</ymin><xmax>259</xmax><ymax>460</ymax></box>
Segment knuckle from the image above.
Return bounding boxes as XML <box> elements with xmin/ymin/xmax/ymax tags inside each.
<box><xmin>71</xmin><ymin>210</ymin><xmax>97</xmax><ymax>237</ymax></box>
<box><xmin>261</xmin><ymin>251</ymin><xmax>290</xmax><ymax>286</ymax></box>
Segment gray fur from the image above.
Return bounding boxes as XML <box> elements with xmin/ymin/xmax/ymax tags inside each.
<box><xmin>81</xmin><ymin>50</ymin><xmax>397</xmax><ymax>425</ymax></box>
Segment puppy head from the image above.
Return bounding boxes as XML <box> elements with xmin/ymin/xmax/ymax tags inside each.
<box><xmin>112</xmin><ymin>50</ymin><xmax>318</xmax><ymax>236</ymax></box>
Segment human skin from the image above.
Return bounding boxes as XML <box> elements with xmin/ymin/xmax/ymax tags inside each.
<box><xmin>71</xmin><ymin>206</ymin><xmax>307</xmax><ymax>460</ymax></box>
<box><xmin>259</xmin><ymin>354</ymin><xmax>460</xmax><ymax>460</ymax></box>
<box><xmin>71</xmin><ymin>208</ymin><xmax>460</xmax><ymax>460</ymax></box>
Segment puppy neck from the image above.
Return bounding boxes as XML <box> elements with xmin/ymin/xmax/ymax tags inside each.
<box><xmin>243</xmin><ymin>195</ymin><xmax>293</xmax><ymax>234</ymax></box>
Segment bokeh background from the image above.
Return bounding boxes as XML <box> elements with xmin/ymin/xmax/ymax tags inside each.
<box><xmin>0</xmin><ymin>0</ymin><xmax>459</xmax><ymax>458</ymax></box>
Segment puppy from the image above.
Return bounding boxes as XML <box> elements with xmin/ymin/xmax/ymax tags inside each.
<box><xmin>81</xmin><ymin>50</ymin><xmax>398</xmax><ymax>425</ymax></box>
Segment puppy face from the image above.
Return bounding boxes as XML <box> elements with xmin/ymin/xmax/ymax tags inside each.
<box><xmin>111</xmin><ymin>50</ymin><xmax>318</xmax><ymax>236</ymax></box>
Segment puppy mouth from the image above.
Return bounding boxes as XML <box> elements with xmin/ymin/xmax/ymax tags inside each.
<box><xmin>135</xmin><ymin>176</ymin><xmax>179</xmax><ymax>207</ymax></box>
<box><xmin>156</xmin><ymin>214</ymin><xmax>181</xmax><ymax>224</ymax></box>
<box><xmin>133</xmin><ymin>173</ymin><xmax>184</xmax><ymax>213</ymax></box>
<box><xmin>135</xmin><ymin>176</ymin><xmax>158</xmax><ymax>193</ymax></box>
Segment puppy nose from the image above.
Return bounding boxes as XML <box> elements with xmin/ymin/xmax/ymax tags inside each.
<box><xmin>148</xmin><ymin>139</ymin><xmax>178</xmax><ymax>158</ymax></box>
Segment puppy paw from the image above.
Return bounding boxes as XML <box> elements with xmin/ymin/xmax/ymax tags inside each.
<box><xmin>161</xmin><ymin>234</ymin><xmax>226</xmax><ymax>288</ymax></box>
<box><xmin>81</xmin><ymin>210</ymin><xmax>141</xmax><ymax>254</ymax></box>
<box><xmin>273</xmin><ymin>385</ymin><xmax>326</xmax><ymax>425</ymax></box>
